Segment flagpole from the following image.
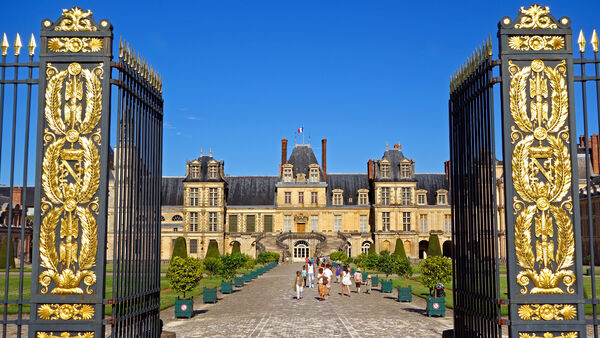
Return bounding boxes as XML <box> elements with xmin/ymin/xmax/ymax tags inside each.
<box><xmin>302</xmin><ymin>125</ymin><xmax>305</xmax><ymax>144</ymax></box>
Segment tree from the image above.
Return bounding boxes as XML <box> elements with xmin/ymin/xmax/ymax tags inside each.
<box><xmin>171</xmin><ymin>236</ymin><xmax>187</xmax><ymax>261</ymax></box>
<box><xmin>0</xmin><ymin>237</ymin><xmax>15</xmax><ymax>269</ymax></box>
<box><xmin>231</xmin><ymin>242</ymin><xmax>241</xmax><ymax>254</ymax></box>
<box><xmin>393</xmin><ymin>239</ymin><xmax>407</xmax><ymax>260</ymax></box>
<box><xmin>368</xmin><ymin>242</ymin><xmax>376</xmax><ymax>255</ymax></box>
<box><xmin>426</xmin><ymin>234</ymin><xmax>442</xmax><ymax>257</ymax></box>
<box><xmin>256</xmin><ymin>251</ymin><xmax>280</xmax><ymax>264</ymax></box>
<box><xmin>166</xmin><ymin>256</ymin><xmax>203</xmax><ymax>299</ymax></box>
<box><xmin>244</xmin><ymin>255</ymin><xmax>256</xmax><ymax>270</ymax></box>
<box><xmin>353</xmin><ymin>253</ymin><xmax>366</xmax><ymax>270</ymax></box>
<box><xmin>203</xmin><ymin>257</ymin><xmax>222</xmax><ymax>276</ymax></box>
<box><xmin>377</xmin><ymin>251</ymin><xmax>395</xmax><ymax>279</ymax></box>
<box><xmin>420</xmin><ymin>256</ymin><xmax>452</xmax><ymax>294</ymax></box>
<box><xmin>220</xmin><ymin>253</ymin><xmax>247</xmax><ymax>281</ymax></box>
<box><xmin>365</xmin><ymin>253</ymin><xmax>380</xmax><ymax>271</ymax></box>
<box><xmin>330</xmin><ymin>251</ymin><xmax>348</xmax><ymax>262</ymax></box>
<box><xmin>395</xmin><ymin>258</ymin><xmax>413</xmax><ymax>287</ymax></box>
<box><xmin>205</xmin><ymin>239</ymin><xmax>220</xmax><ymax>258</ymax></box>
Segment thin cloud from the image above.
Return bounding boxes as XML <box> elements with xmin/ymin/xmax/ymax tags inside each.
<box><xmin>185</xmin><ymin>115</ymin><xmax>201</xmax><ymax>121</ymax></box>
<box><xmin>164</xmin><ymin>122</ymin><xmax>177</xmax><ymax>130</ymax></box>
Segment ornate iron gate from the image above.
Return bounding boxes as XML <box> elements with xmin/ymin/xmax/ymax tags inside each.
<box><xmin>451</xmin><ymin>4</ymin><xmax>600</xmax><ymax>337</ymax></box>
<box><xmin>0</xmin><ymin>7</ymin><xmax>163</xmax><ymax>337</ymax></box>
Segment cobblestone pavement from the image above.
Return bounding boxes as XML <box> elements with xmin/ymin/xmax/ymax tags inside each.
<box><xmin>161</xmin><ymin>263</ymin><xmax>453</xmax><ymax>337</ymax></box>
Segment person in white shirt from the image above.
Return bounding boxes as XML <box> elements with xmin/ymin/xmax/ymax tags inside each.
<box><xmin>306</xmin><ymin>261</ymin><xmax>315</xmax><ymax>288</ymax></box>
<box><xmin>323</xmin><ymin>264</ymin><xmax>333</xmax><ymax>296</ymax></box>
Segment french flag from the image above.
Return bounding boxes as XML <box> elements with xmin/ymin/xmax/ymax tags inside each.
<box><xmin>297</xmin><ymin>127</ymin><xmax>303</xmax><ymax>133</ymax></box>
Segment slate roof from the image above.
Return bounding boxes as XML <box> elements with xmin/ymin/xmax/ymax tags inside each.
<box><xmin>0</xmin><ymin>186</ymin><xmax>35</xmax><ymax>207</ymax></box>
<box><xmin>225</xmin><ymin>176</ymin><xmax>280</xmax><ymax>206</ymax></box>
<box><xmin>326</xmin><ymin>174</ymin><xmax>369</xmax><ymax>206</ymax></box>
<box><xmin>162</xmin><ymin>177</ymin><xmax>184</xmax><ymax>206</ymax></box>
<box><xmin>183</xmin><ymin>155</ymin><xmax>225</xmax><ymax>182</ymax></box>
<box><xmin>287</xmin><ymin>145</ymin><xmax>324</xmax><ymax>181</ymax></box>
<box><xmin>415</xmin><ymin>174</ymin><xmax>449</xmax><ymax>205</ymax></box>
<box><xmin>374</xmin><ymin>147</ymin><xmax>415</xmax><ymax>181</ymax></box>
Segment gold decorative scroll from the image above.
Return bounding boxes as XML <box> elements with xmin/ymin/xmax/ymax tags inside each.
<box><xmin>54</xmin><ymin>7</ymin><xmax>97</xmax><ymax>32</ymax></box>
<box><xmin>518</xmin><ymin>304</ymin><xmax>576</xmax><ymax>320</ymax></box>
<box><xmin>37</xmin><ymin>333</ymin><xmax>94</xmax><ymax>338</ymax></box>
<box><xmin>514</xmin><ymin>5</ymin><xmax>557</xmax><ymax>29</ymax></box>
<box><xmin>509</xmin><ymin>59</ymin><xmax>575</xmax><ymax>295</ymax></box>
<box><xmin>508</xmin><ymin>36</ymin><xmax>565</xmax><ymax>51</ymax></box>
<box><xmin>519</xmin><ymin>333</ymin><xmax>577</xmax><ymax>338</ymax></box>
<box><xmin>38</xmin><ymin>62</ymin><xmax>103</xmax><ymax>295</ymax></box>
<box><xmin>38</xmin><ymin>304</ymin><xmax>94</xmax><ymax>320</ymax></box>
<box><xmin>48</xmin><ymin>38</ymin><xmax>102</xmax><ymax>53</ymax></box>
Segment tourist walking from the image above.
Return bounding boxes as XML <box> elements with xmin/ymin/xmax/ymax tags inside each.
<box><xmin>294</xmin><ymin>271</ymin><xmax>304</xmax><ymax>300</ymax></box>
<box><xmin>323</xmin><ymin>264</ymin><xmax>333</xmax><ymax>296</ymax></box>
<box><xmin>335</xmin><ymin>264</ymin><xmax>341</xmax><ymax>283</ymax></box>
<box><xmin>317</xmin><ymin>268</ymin><xmax>327</xmax><ymax>301</ymax></box>
<box><xmin>301</xmin><ymin>266</ymin><xmax>307</xmax><ymax>287</ymax></box>
<box><xmin>341</xmin><ymin>265</ymin><xmax>352</xmax><ymax>297</ymax></box>
<box><xmin>354</xmin><ymin>268</ymin><xmax>363</xmax><ymax>294</ymax></box>
<box><xmin>364</xmin><ymin>275</ymin><xmax>372</xmax><ymax>294</ymax></box>
<box><xmin>307</xmin><ymin>261</ymin><xmax>315</xmax><ymax>288</ymax></box>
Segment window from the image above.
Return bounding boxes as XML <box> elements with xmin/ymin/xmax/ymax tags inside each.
<box><xmin>190</xmin><ymin>165</ymin><xmax>200</xmax><ymax>178</ymax></box>
<box><xmin>298</xmin><ymin>192</ymin><xmax>304</xmax><ymax>204</ymax></box>
<box><xmin>311</xmin><ymin>192</ymin><xmax>318</xmax><ymax>204</ymax></box>
<box><xmin>417</xmin><ymin>193</ymin><xmax>426</xmax><ymax>205</ymax></box>
<box><xmin>333</xmin><ymin>192</ymin><xmax>343</xmax><ymax>205</ymax></box>
<box><xmin>419</xmin><ymin>214</ymin><xmax>428</xmax><ymax>233</ymax></box>
<box><xmin>401</xmin><ymin>187</ymin><xmax>411</xmax><ymax>205</ymax></box>
<box><xmin>438</xmin><ymin>193</ymin><xmax>447</xmax><ymax>205</ymax></box>
<box><xmin>310</xmin><ymin>215</ymin><xmax>319</xmax><ymax>232</ymax></box>
<box><xmin>190</xmin><ymin>239</ymin><xmax>198</xmax><ymax>254</ymax></box>
<box><xmin>334</xmin><ymin>215</ymin><xmax>342</xmax><ymax>232</ymax></box>
<box><xmin>283</xmin><ymin>167</ymin><xmax>292</xmax><ymax>182</ymax></box>
<box><xmin>190</xmin><ymin>212</ymin><xmax>198</xmax><ymax>232</ymax></box>
<box><xmin>381</xmin><ymin>187</ymin><xmax>390</xmax><ymax>205</ymax></box>
<box><xmin>359</xmin><ymin>193</ymin><xmax>368</xmax><ymax>205</ymax></box>
<box><xmin>445</xmin><ymin>215</ymin><xmax>452</xmax><ymax>233</ymax></box>
<box><xmin>173</xmin><ymin>227</ymin><xmax>178</xmax><ymax>232</ymax></box>
<box><xmin>360</xmin><ymin>215</ymin><xmax>368</xmax><ymax>232</ymax></box>
<box><xmin>172</xmin><ymin>215</ymin><xmax>183</xmax><ymax>222</ymax></box>
<box><xmin>263</xmin><ymin>215</ymin><xmax>273</xmax><ymax>232</ymax></box>
<box><xmin>402</xmin><ymin>212</ymin><xmax>411</xmax><ymax>231</ymax></box>
<box><xmin>361</xmin><ymin>242</ymin><xmax>371</xmax><ymax>254</ymax></box>
<box><xmin>246</xmin><ymin>215</ymin><xmax>256</xmax><ymax>232</ymax></box>
<box><xmin>209</xmin><ymin>165</ymin><xmax>218</xmax><ymax>179</ymax></box>
<box><xmin>382</xmin><ymin>212</ymin><xmax>390</xmax><ymax>231</ymax></box>
<box><xmin>229</xmin><ymin>214</ymin><xmax>238</xmax><ymax>232</ymax></box>
<box><xmin>284</xmin><ymin>192</ymin><xmax>291</xmax><ymax>204</ymax></box>
<box><xmin>209</xmin><ymin>212</ymin><xmax>218</xmax><ymax>232</ymax></box>
<box><xmin>189</xmin><ymin>188</ymin><xmax>199</xmax><ymax>206</ymax></box>
<box><xmin>209</xmin><ymin>188</ymin><xmax>218</xmax><ymax>206</ymax></box>
<box><xmin>310</xmin><ymin>167</ymin><xmax>319</xmax><ymax>182</ymax></box>
<box><xmin>284</xmin><ymin>215</ymin><xmax>292</xmax><ymax>231</ymax></box>
<box><xmin>401</xmin><ymin>163</ymin><xmax>411</xmax><ymax>178</ymax></box>
<box><xmin>381</xmin><ymin>163</ymin><xmax>390</xmax><ymax>178</ymax></box>
<box><xmin>161</xmin><ymin>215</ymin><xmax>165</xmax><ymax>222</ymax></box>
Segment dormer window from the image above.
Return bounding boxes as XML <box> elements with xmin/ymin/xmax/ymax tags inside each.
<box><xmin>437</xmin><ymin>190</ymin><xmax>448</xmax><ymax>205</ymax></box>
<box><xmin>190</xmin><ymin>165</ymin><xmax>200</xmax><ymax>179</ymax></box>
<box><xmin>208</xmin><ymin>164</ymin><xmax>218</xmax><ymax>179</ymax></box>
<box><xmin>381</xmin><ymin>162</ymin><xmax>390</xmax><ymax>178</ymax></box>
<box><xmin>417</xmin><ymin>193</ymin><xmax>426</xmax><ymax>205</ymax></box>
<box><xmin>309</xmin><ymin>165</ymin><xmax>319</xmax><ymax>182</ymax></box>
<box><xmin>282</xmin><ymin>165</ymin><xmax>293</xmax><ymax>182</ymax></box>
<box><xmin>401</xmin><ymin>163</ymin><xmax>411</xmax><ymax>178</ymax></box>
<box><xmin>358</xmin><ymin>190</ymin><xmax>368</xmax><ymax>205</ymax></box>
<box><xmin>333</xmin><ymin>189</ymin><xmax>343</xmax><ymax>206</ymax></box>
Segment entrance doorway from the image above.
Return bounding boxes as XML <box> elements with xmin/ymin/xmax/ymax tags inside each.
<box><xmin>297</xmin><ymin>223</ymin><xmax>306</xmax><ymax>233</ymax></box>
<box><xmin>293</xmin><ymin>240</ymin><xmax>310</xmax><ymax>260</ymax></box>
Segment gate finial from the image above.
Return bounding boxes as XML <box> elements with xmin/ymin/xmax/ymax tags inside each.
<box><xmin>591</xmin><ymin>29</ymin><xmax>598</xmax><ymax>53</ymax></box>
<box><xmin>28</xmin><ymin>34</ymin><xmax>36</xmax><ymax>56</ymax></box>
<box><xmin>13</xmin><ymin>33</ymin><xmax>22</xmax><ymax>56</ymax></box>
<box><xmin>0</xmin><ymin>33</ymin><xmax>8</xmax><ymax>56</ymax></box>
<box><xmin>578</xmin><ymin>29</ymin><xmax>586</xmax><ymax>52</ymax></box>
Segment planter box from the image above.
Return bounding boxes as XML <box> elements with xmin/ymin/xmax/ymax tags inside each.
<box><xmin>351</xmin><ymin>268</ymin><xmax>355</xmax><ymax>275</ymax></box>
<box><xmin>174</xmin><ymin>297</ymin><xmax>193</xmax><ymax>318</ymax></box>
<box><xmin>371</xmin><ymin>276</ymin><xmax>379</xmax><ymax>287</ymax></box>
<box><xmin>362</xmin><ymin>272</ymin><xmax>368</xmax><ymax>281</ymax></box>
<box><xmin>251</xmin><ymin>271</ymin><xmax>258</xmax><ymax>279</ymax></box>
<box><xmin>203</xmin><ymin>287</ymin><xmax>217</xmax><ymax>304</ymax></box>
<box><xmin>398</xmin><ymin>286</ymin><xmax>412</xmax><ymax>302</ymax></box>
<box><xmin>243</xmin><ymin>273</ymin><xmax>252</xmax><ymax>282</ymax></box>
<box><xmin>380</xmin><ymin>280</ymin><xmax>393</xmax><ymax>293</ymax></box>
<box><xmin>234</xmin><ymin>276</ymin><xmax>244</xmax><ymax>287</ymax></box>
<box><xmin>426</xmin><ymin>296</ymin><xmax>445</xmax><ymax>317</ymax></box>
<box><xmin>221</xmin><ymin>280</ymin><xmax>233</xmax><ymax>294</ymax></box>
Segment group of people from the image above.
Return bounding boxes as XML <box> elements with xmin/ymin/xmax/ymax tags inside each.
<box><xmin>293</xmin><ymin>257</ymin><xmax>372</xmax><ymax>301</ymax></box>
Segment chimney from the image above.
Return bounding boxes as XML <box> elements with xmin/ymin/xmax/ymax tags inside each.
<box><xmin>579</xmin><ymin>135</ymin><xmax>586</xmax><ymax>148</ymax></box>
<box><xmin>280</xmin><ymin>138</ymin><xmax>288</xmax><ymax>176</ymax></box>
<box><xmin>444</xmin><ymin>160</ymin><xmax>451</xmax><ymax>180</ymax></box>
<box><xmin>321</xmin><ymin>138</ymin><xmax>327</xmax><ymax>181</ymax></box>
<box><xmin>368</xmin><ymin>160</ymin><xmax>374</xmax><ymax>179</ymax></box>
<box><xmin>12</xmin><ymin>187</ymin><xmax>22</xmax><ymax>206</ymax></box>
<box><xmin>592</xmin><ymin>134</ymin><xmax>600</xmax><ymax>175</ymax></box>
<box><xmin>394</xmin><ymin>143</ymin><xmax>401</xmax><ymax>149</ymax></box>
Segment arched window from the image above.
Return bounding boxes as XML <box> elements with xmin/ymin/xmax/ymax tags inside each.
<box><xmin>347</xmin><ymin>242</ymin><xmax>352</xmax><ymax>257</ymax></box>
<box><xmin>293</xmin><ymin>240</ymin><xmax>310</xmax><ymax>259</ymax></box>
<box><xmin>172</xmin><ymin>215</ymin><xmax>183</xmax><ymax>222</ymax></box>
<box><xmin>361</xmin><ymin>241</ymin><xmax>371</xmax><ymax>254</ymax></box>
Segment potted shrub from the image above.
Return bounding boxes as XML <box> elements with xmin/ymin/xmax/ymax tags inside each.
<box><xmin>220</xmin><ymin>253</ymin><xmax>245</xmax><ymax>294</ymax></box>
<box><xmin>202</xmin><ymin>256</ymin><xmax>221</xmax><ymax>303</ymax></box>
<box><xmin>377</xmin><ymin>251</ymin><xmax>395</xmax><ymax>293</ymax></box>
<box><xmin>166</xmin><ymin>256</ymin><xmax>203</xmax><ymax>318</ymax></box>
<box><xmin>420</xmin><ymin>256</ymin><xmax>452</xmax><ymax>317</ymax></box>
<box><xmin>330</xmin><ymin>251</ymin><xmax>348</xmax><ymax>264</ymax></box>
<box><xmin>395</xmin><ymin>258</ymin><xmax>413</xmax><ymax>302</ymax></box>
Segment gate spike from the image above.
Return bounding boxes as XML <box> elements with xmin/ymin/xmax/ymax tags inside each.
<box><xmin>28</xmin><ymin>33</ymin><xmax>36</xmax><ymax>56</ymax></box>
<box><xmin>592</xmin><ymin>29</ymin><xmax>599</xmax><ymax>53</ymax></box>
<box><xmin>14</xmin><ymin>33</ymin><xmax>22</xmax><ymax>56</ymax></box>
<box><xmin>488</xmin><ymin>34</ymin><xmax>493</xmax><ymax>56</ymax></box>
<box><xmin>119</xmin><ymin>37</ymin><xmax>123</xmax><ymax>58</ymax></box>
<box><xmin>578</xmin><ymin>29</ymin><xmax>586</xmax><ymax>53</ymax></box>
<box><xmin>126</xmin><ymin>43</ymin><xmax>131</xmax><ymax>64</ymax></box>
<box><xmin>1</xmin><ymin>33</ymin><xmax>8</xmax><ymax>56</ymax></box>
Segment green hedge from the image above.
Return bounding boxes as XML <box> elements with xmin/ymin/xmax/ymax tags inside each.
<box><xmin>205</xmin><ymin>239</ymin><xmax>220</xmax><ymax>258</ymax></box>
<box><xmin>171</xmin><ymin>236</ymin><xmax>187</xmax><ymax>261</ymax></box>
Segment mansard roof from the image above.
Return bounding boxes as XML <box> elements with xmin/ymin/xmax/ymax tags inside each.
<box><xmin>225</xmin><ymin>176</ymin><xmax>279</xmax><ymax>206</ymax></box>
<box><xmin>326</xmin><ymin>174</ymin><xmax>369</xmax><ymax>206</ymax></box>
<box><xmin>373</xmin><ymin>147</ymin><xmax>415</xmax><ymax>182</ymax></box>
<box><xmin>184</xmin><ymin>154</ymin><xmax>225</xmax><ymax>182</ymax></box>
<box><xmin>286</xmin><ymin>144</ymin><xmax>324</xmax><ymax>180</ymax></box>
<box><xmin>415</xmin><ymin>173</ymin><xmax>449</xmax><ymax>205</ymax></box>
<box><xmin>162</xmin><ymin>176</ymin><xmax>184</xmax><ymax>206</ymax></box>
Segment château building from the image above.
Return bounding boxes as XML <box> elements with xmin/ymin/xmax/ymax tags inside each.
<box><xmin>154</xmin><ymin>138</ymin><xmax>453</xmax><ymax>262</ymax></box>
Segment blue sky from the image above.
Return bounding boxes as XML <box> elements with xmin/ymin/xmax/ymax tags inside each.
<box><xmin>1</xmin><ymin>1</ymin><xmax>600</xmax><ymax>181</ymax></box>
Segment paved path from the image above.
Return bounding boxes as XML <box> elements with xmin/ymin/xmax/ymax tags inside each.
<box><xmin>161</xmin><ymin>263</ymin><xmax>453</xmax><ymax>337</ymax></box>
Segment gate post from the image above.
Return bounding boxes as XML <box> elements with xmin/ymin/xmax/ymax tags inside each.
<box><xmin>498</xmin><ymin>5</ymin><xmax>586</xmax><ymax>337</ymax></box>
<box><xmin>29</xmin><ymin>7</ymin><xmax>112</xmax><ymax>337</ymax></box>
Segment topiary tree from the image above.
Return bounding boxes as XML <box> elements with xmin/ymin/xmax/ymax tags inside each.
<box><xmin>231</xmin><ymin>241</ymin><xmax>241</xmax><ymax>254</ymax></box>
<box><xmin>0</xmin><ymin>237</ymin><xmax>15</xmax><ymax>269</ymax></box>
<box><xmin>220</xmin><ymin>253</ymin><xmax>246</xmax><ymax>281</ymax></box>
<box><xmin>166</xmin><ymin>256</ymin><xmax>203</xmax><ymax>299</ymax></box>
<box><xmin>205</xmin><ymin>239</ymin><xmax>220</xmax><ymax>258</ymax></box>
<box><xmin>171</xmin><ymin>236</ymin><xmax>187</xmax><ymax>261</ymax></box>
<box><xmin>426</xmin><ymin>234</ymin><xmax>442</xmax><ymax>257</ymax></box>
<box><xmin>330</xmin><ymin>251</ymin><xmax>348</xmax><ymax>262</ymax></box>
<box><xmin>368</xmin><ymin>242</ymin><xmax>376</xmax><ymax>255</ymax></box>
<box><xmin>393</xmin><ymin>238</ymin><xmax>407</xmax><ymax>260</ymax></box>
<box><xmin>420</xmin><ymin>256</ymin><xmax>452</xmax><ymax>295</ymax></box>
<box><xmin>203</xmin><ymin>256</ymin><xmax>222</xmax><ymax>276</ymax></box>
